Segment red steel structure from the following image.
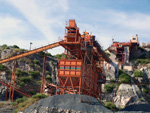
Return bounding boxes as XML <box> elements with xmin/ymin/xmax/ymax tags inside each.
<box><xmin>40</xmin><ymin>53</ymin><xmax>47</xmax><ymax>93</ymax></box>
<box><xmin>108</xmin><ymin>36</ymin><xmax>139</xmax><ymax>65</ymax></box>
<box><xmin>57</xmin><ymin>20</ymin><xmax>111</xmax><ymax>99</ymax></box>
<box><xmin>0</xmin><ymin>19</ymin><xmax>111</xmax><ymax>100</ymax></box>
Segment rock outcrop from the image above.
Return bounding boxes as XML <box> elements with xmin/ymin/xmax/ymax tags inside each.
<box><xmin>114</xmin><ymin>84</ymin><xmax>147</xmax><ymax>108</ymax></box>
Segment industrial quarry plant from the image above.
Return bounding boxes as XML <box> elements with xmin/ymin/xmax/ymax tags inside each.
<box><xmin>0</xmin><ymin>20</ymin><xmax>150</xmax><ymax>113</ymax></box>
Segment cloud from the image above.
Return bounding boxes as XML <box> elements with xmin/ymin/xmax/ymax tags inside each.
<box><xmin>1</xmin><ymin>0</ymin><xmax>150</xmax><ymax>55</ymax></box>
<box><xmin>0</xmin><ymin>15</ymin><xmax>63</xmax><ymax>54</ymax></box>
<box><xmin>6</xmin><ymin>0</ymin><xmax>69</xmax><ymax>42</ymax></box>
<box><xmin>0</xmin><ymin>15</ymin><xmax>28</xmax><ymax>45</ymax></box>
<box><xmin>103</xmin><ymin>10</ymin><xmax>150</xmax><ymax>30</ymax></box>
<box><xmin>78</xmin><ymin>10</ymin><xmax>150</xmax><ymax>49</ymax></box>
<box><xmin>0</xmin><ymin>0</ymin><xmax>69</xmax><ymax>55</ymax></box>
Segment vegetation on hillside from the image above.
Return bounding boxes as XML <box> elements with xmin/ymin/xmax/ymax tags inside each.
<box><xmin>136</xmin><ymin>59</ymin><xmax>150</xmax><ymax>65</ymax></box>
<box><xmin>119</xmin><ymin>70</ymin><xmax>131</xmax><ymax>83</ymax></box>
<box><xmin>104</xmin><ymin>83</ymin><xmax>115</xmax><ymax>93</ymax></box>
<box><xmin>12</xmin><ymin>93</ymin><xmax>48</xmax><ymax>113</ymax></box>
<box><xmin>105</xmin><ymin>101</ymin><xmax>118</xmax><ymax>111</ymax></box>
<box><xmin>134</xmin><ymin>70</ymin><xmax>143</xmax><ymax>77</ymax></box>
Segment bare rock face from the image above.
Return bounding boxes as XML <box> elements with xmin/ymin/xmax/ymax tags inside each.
<box><xmin>1</xmin><ymin>49</ymin><xmax>13</xmax><ymax>59</ymax></box>
<box><xmin>114</xmin><ymin>84</ymin><xmax>146</xmax><ymax>108</ymax></box>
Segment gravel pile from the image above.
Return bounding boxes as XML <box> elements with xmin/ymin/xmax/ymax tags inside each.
<box><xmin>24</xmin><ymin>94</ymin><xmax>113</xmax><ymax>113</ymax></box>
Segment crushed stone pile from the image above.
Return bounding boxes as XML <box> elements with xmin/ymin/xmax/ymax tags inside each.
<box><xmin>24</xmin><ymin>94</ymin><xmax>113</xmax><ymax>113</ymax></box>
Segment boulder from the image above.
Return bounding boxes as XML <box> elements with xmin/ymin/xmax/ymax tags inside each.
<box><xmin>113</xmin><ymin>84</ymin><xmax>145</xmax><ymax>108</ymax></box>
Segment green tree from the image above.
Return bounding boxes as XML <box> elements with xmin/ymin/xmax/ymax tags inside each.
<box><xmin>16</xmin><ymin>69</ymin><xmax>28</xmax><ymax>77</ymax></box>
<box><xmin>13</xmin><ymin>45</ymin><xmax>20</xmax><ymax>49</ymax></box>
<box><xmin>54</xmin><ymin>54</ymin><xmax>62</xmax><ymax>59</ymax></box>
<box><xmin>29</xmin><ymin>71</ymin><xmax>40</xmax><ymax>78</ymax></box>
<box><xmin>46</xmin><ymin>75</ymin><xmax>52</xmax><ymax>83</ymax></box>
<box><xmin>33</xmin><ymin>59</ymin><xmax>40</xmax><ymax>65</ymax></box>
<box><xmin>2</xmin><ymin>44</ymin><xmax>7</xmax><ymax>50</ymax></box>
<box><xmin>0</xmin><ymin>64</ymin><xmax>7</xmax><ymax>71</ymax></box>
<box><xmin>119</xmin><ymin>73</ymin><xmax>131</xmax><ymax>82</ymax></box>
<box><xmin>134</xmin><ymin>70</ymin><xmax>143</xmax><ymax>77</ymax></box>
<box><xmin>104</xmin><ymin>83</ymin><xmax>115</xmax><ymax>93</ymax></box>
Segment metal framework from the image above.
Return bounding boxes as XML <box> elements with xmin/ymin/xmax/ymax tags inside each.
<box><xmin>9</xmin><ymin>61</ymin><xmax>17</xmax><ymax>101</ymax></box>
<box><xmin>0</xmin><ymin>19</ymin><xmax>112</xmax><ymax>101</ymax></box>
<box><xmin>40</xmin><ymin>53</ymin><xmax>47</xmax><ymax>93</ymax></box>
<box><xmin>57</xmin><ymin>20</ymin><xmax>110</xmax><ymax>99</ymax></box>
<box><xmin>108</xmin><ymin>36</ymin><xmax>139</xmax><ymax>65</ymax></box>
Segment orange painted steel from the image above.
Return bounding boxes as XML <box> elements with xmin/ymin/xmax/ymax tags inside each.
<box><xmin>0</xmin><ymin>41</ymin><xmax>61</xmax><ymax>99</ymax></box>
<box><xmin>9</xmin><ymin>61</ymin><xmax>17</xmax><ymax>101</ymax></box>
<box><xmin>0</xmin><ymin>79</ymin><xmax>31</xmax><ymax>98</ymax></box>
<box><xmin>40</xmin><ymin>53</ymin><xmax>47</xmax><ymax>93</ymax></box>
<box><xmin>58</xmin><ymin>59</ymin><xmax>82</xmax><ymax>94</ymax></box>
<box><xmin>0</xmin><ymin>62</ymin><xmax>31</xmax><ymax>101</ymax></box>
<box><xmin>57</xmin><ymin>19</ymin><xmax>110</xmax><ymax>99</ymax></box>
<box><xmin>0</xmin><ymin>41</ymin><xmax>62</xmax><ymax>64</ymax></box>
<box><xmin>0</xmin><ymin>19</ymin><xmax>111</xmax><ymax>100</ymax></box>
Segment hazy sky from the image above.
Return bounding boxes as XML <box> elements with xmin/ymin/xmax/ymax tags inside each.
<box><xmin>0</xmin><ymin>0</ymin><xmax>150</xmax><ymax>55</ymax></box>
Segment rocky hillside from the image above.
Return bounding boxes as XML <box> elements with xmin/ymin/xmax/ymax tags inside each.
<box><xmin>1</xmin><ymin>44</ymin><xmax>150</xmax><ymax>112</ymax></box>
<box><xmin>0</xmin><ymin>44</ymin><xmax>58</xmax><ymax>100</ymax></box>
<box><xmin>102</xmin><ymin>47</ymin><xmax>150</xmax><ymax>109</ymax></box>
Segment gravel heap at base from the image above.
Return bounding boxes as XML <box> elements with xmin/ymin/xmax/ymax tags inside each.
<box><xmin>24</xmin><ymin>94</ymin><xmax>113</xmax><ymax>113</ymax></box>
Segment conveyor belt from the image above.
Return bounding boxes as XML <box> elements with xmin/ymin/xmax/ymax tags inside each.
<box><xmin>0</xmin><ymin>41</ymin><xmax>63</xmax><ymax>64</ymax></box>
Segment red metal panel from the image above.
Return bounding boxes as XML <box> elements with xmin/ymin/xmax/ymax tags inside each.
<box><xmin>69</xmin><ymin>19</ymin><xmax>76</xmax><ymax>27</ymax></box>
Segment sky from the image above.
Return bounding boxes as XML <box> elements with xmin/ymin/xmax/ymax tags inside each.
<box><xmin>0</xmin><ymin>0</ymin><xmax>150</xmax><ymax>55</ymax></box>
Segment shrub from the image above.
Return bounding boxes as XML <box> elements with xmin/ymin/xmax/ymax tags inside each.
<box><xmin>29</xmin><ymin>63</ymin><xmax>34</xmax><ymax>68</ymax></box>
<box><xmin>2</xmin><ymin>44</ymin><xmax>7</xmax><ymax>50</ymax></box>
<box><xmin>29</xmin><ymin>71</ymin><xmax>40</xmax><ymax>79</ymax></box>
<box><xmin>104</xmin><ymin>83</ymin><xmax>115</xmax><ymax>93</ymax></box>
<box><xmin>13</xmin><ymin>45</ymin><xmax>20</xmax><ymax>49</ymax></box>
<box><xmin>13</xmin><ymin>110</ymin><xmax>18</xmax><ymax>113</ymax></box>
<box><xmin>30</xmin><ymin>91</ymin><xmax>36</xmax><ymax>95</ymax></box>
<box><xmin>106</xmin><ymin>52</ymin><xmax>110</xmax><ymax>57</ymax></box>
<box><xmin>139</xmin><ymin>98</ymin><xmax>143</xmax><ymax>101</ymax></box>
<box><xmin>47</xmin><ymin>53</ymin><xmax>52</xmax><ymax>56</ymax></box>
<box><xmin>0</xmin><ymin>64</ymin><xmax>7</xmax><ymax>71</ymax></box>
<box><xmin>119</xmin><ymin>73</ymin><xmax>131</xmax><ymax>83</ymax></box>
<box><xmin>110</xmin><ymin>79</ymin><xmax>115</xmax><ymax>82</ymax></box>
<box><xmin>134</xmin><ymin>70</ymin><xmax>143</xmax><ymax>77</ymax></box>
<box><xmin>105</xmin><ymin>101</ymin><xmax>118</xmax><ymax>111</ymax></box>
<box><xmin>38</xmin><ymin>51</ymin><xmax>45</xmax><ymax>57</ymax></box>
<box><xmin>143</xmin><ymin>87</ymin><xmax>149</xmax><ymax>94</ymax></box>
<box><xmin>46</xmin><ymin>75</ymin><xmax>52</xmax><ymax>83</ymax></box>
<box><xmin>33</xmin><ymin>59</ymin><xmax>40</xmax><ymax>65</ymax></box>
<box><xmin>32</xmin><ymin>93</ymin><xmax>48</xmax><ymax>99</ymax></box>
<box><xmin>136</xmin><ymin>59</ymin><xmax>150</xmax><ymax>65</ymax></box>
<box><xmin>11</xmin><ymin>102</ymin><xmax>17</xmax><ymax>106</ymax></box>
<box><xmin>46</xmin><ymin>71</ymin><xmax>51</xmax><ymax>75</ymax></box>
<box><xmin>16</xmin><ymin>97</ymin><xmax>28</xmax><ymax>104</ymax></box>
<box><xmin>6</xmin><ymin>70</ymin><xmax>11</xmax><ymax>74</ymax></box>
<box><xmin>20</xmin><ymin>76</ymin><xmax>31</xmax><ymax>83</ymax></box>
<box><xmin>16</xmin><ymin>69</ymin><xmax>28</xmax><ymax>77</ymax></box>
<box><xmin>119</xmin><ymin>69</ymin><xmax>124</xmax><ymax>75</ymax></box>
<box><xmin>6</xmin><ymin>47</ymin><xmax>10</xmax><ymax>49</ymax></box>
<box><xmin>19</xmin><ymin>81</ymin><xmax>25</xmax><ymax>87</ymax></box>
<box><xmin>54</xmin><ymin>54</ymin><xmax>62</xmax><ymax>59</ymax></box>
